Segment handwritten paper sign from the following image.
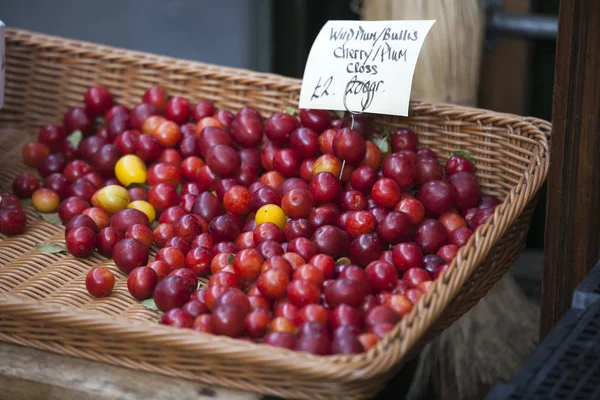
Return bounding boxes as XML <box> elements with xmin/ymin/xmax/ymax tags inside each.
<box><xmin>0</xmin><ymin>20</ymin><xmax>4</xmax><ymax>109</ymax></box>
<box><xmin>299</xmin><ymin>20</ymin><xmax>435</xmax><ymax>117</ymax></box>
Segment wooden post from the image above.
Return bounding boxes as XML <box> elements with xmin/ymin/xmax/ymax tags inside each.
<box><xmin>541</xmin><ymin>0</ymin><xmax>600</xmax><ymax>339</ymax></box>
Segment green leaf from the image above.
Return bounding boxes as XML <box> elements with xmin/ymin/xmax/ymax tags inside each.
<box><xmin>67</xmin><ymin>130</ymin><xmax>83</xmax><ymax>148</ymax></box>
<box><xmin>333</xmin><ymin>110</ymin><xmax>346</xmax><ymax>120</ymax></box>
<box><xmin>228</xmin><ymin>254</ymin><xmax>235</xmax><ymax>265</ymax></box>
<box><xmin>20</xmin><ymin>198</ymin><xmax>32</xmax><ymax>206</ymax></box>
<box><xmin>150</xmin><ymin>220</ymin><xmax>158</xmax><ymax>230</ymax></box>
<box><xmin>36</xmin><ymin>243</ymin><xmax>68</xmax><ymax>253</ymax></box>
<box><xmin>141</xmin><ymin>298</ymin><xmax>159</xmax><ymax>311</ymax></box>
<box><xmin>175</xmin><ymin>184</ymin><xmax>182</xmax><ymax>195</ymax></box>
<box><xmin>283</xmin><ymin>107</ymin><xmax>295</xmax><ymax>115</ymax></box>
<box><xmin>372</xmin><ymin>136</ymin><xmax>390</xmax><ymax>154</ymax></box>
<box><xmin>450</xmin><ymin>150</ymin><xmax>475</xmax><ymax>164</ymax></box>
<box><xmin>336</xmin><ymin>257</ymin><xmax>351</xmax><ymax>266</ymax></box>
<box><xmin>129</xmin><ymin>183</ymin><xmax>150</xmax><ymax>190</ymax></box>
<box><xmin>40</xmin><ymin>212</ymin><xmax>62</xmax><ymax>225</ymax></box>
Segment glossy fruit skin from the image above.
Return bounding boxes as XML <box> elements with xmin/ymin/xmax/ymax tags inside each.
<box><xmin>371</xmin><ymin>178</ymin><xmax>402</xmax><ymax>209</ymax></box>
<box><xmin>135</xmin><ymin>134</ymin><xmax>162</xmax><ymax>163</ymax></box>
<box><xmin>66</xmin><ymin>226</ymin><xmax>97</xmax><ymax>258</ymax></box>
<box><xmin>309</xmin><ymin>172</ymin><xmax>341</xmax><ymax>203</ymax></box>
<box><xmin>257</xmin><ymin>268</ymin><xmax>290</xmax><ymax>300</ymax></box>
<box><xmin>130</xmin><ymin>103</ymin><xmax>158</xmax><ymax>130</ymax></box>
<box><xmin>294</xmin><ymin>333</ymin><xmax>331</xmax><ymax>355</ymax></box>
<box><xmin>148</xmin><ymin>183</ymin><xmax>179</xmax><ymax>213</ymax></box>
<box><xmin>0</xmin><ymin>193</ymin><xmax>21</xmax><ymax>209</ymax></box>
<box><xmin>22</xmin><ymin>142</ymin><xmax>51</xmax><ymax>168</ymax></box>
<box><xmin>286</xmin><ymin>280</ymin><xmax>321</xmax><ymax>307</ymax></box>
<box><xmin>37</xmin><ymin>153</ymin><xmax>67</xmax><ymax>178</ymax></box>
<box><xmin>64</xmin><ymin>107</ymin><xmax>93</xmax><ymax>134</ymax></box>
<box><xmin>349</xmin><ymin>233</ymin><xmax>382</xmax><ymax>267</ymax></box>
<box><xmin>418</xmin><ymin>180</ymin><xmax>455</xmax><ymax>217</ymax></box>
<box><xmin>233</xmin><ymin>248</ymin><xmax>264</xmax><ymax>284</ymax></box>
<box><xmin>38</xmin><ymin>125</ymin><xmax>66</xmax><ymax>152</ymax></box>
<box><xmin>281</xmin><ymin>188</ymin><xmax>313</xmax><ymax>219</ymax></box>
<box><xmin>0</xmin><ymin>207</ymin><xmax>27</xmax><ymax>236</ymax></box>
<box><xmin>230</xmin><ymin>115</ymin><xmax>263</xmax><ymax>149</ymax></box>
<box><xmin>143</xmin><ymin>86</ymin><xmax>168</xmax><ymax>111</ymax></box>
<box><xmin>96</xmin><ymin>227</ymin><xmax>122</xmax><ymax>257</ymax></box>
<box><xmin>392</xmin><ymin>242</ymin><xmax>424</xmax><ymax>272</ymax></box>
<box><xmin>126</xmin><ymin>266</ymin><xmax>158</xmax><ymax>300</ymax></box>
<box><xmin>12</xmin><ymin>173</ymin><xmax>40</xmax><ymax>198</ymax></box>
<box><xmin>84</xmin><ymin>87</ymin><xmax>113</xmax><ymax>116</ymax></box>
<box><xmin>345</xmin><ymin>211</ymin><xmax>377</xmax><ymax>239</ymax></box>
<box><xmin>205</xmin><ymin>145</ymin><xmax>241</xmax><ymax>178</ymax></box>
<box><xmin>112</xmin><ymin>238</ymin><xmax>149</xmax><ymax>274</ymax></box>
<box><xmin>65</xmin><ymin>214</ymin><xmax>99</xmax><ymax>235</ymax></box>
<box><xmin>96</xmin><ymin>185</ymin><xmax>130</xmax><ymax>214</ymax></box>
<box><xmin>66</xmin><ymin>178</ymin><xmax>96</xmax><ymax>202</ymax></box>
<box><xmin>287</xmin><ymin>128</ymin><xmax>318</xmax><ymax>159</ymax></box>
<box><xmin>445</xmin><ymin>155</ymin><xmax>475</xmax><ymax>176</ymax></box>
<box><xmin>85</xmin><ymin>267</ymin><xmax>115</xmax><ymax>298</ymax></box>
<box><xmin>125</xmin><ymin>224</ymin><xmax>154</xmax><ymax>248</ymax></box>
<box><xmin>312</xmin><ymin>225</ymin><xmax>348</xmax><ymax>260</ymax></box>
<box><xmin>415</xmin><ymin>219</ymin><xmax>448</xmax><ymax>254</ymax></box>
<box><xmin>110</xmin><ymin>208</ymin><xmax>150</xmax><ymax>235</ymax></box>
<box><xmin>403</xmin><ymin>267</ymin><xmax>432</xmax><ymax>287</ymax></box>
<box><xmin>58</xmin><ymin>196</ymin><xmax>91</xmax><ymax>224</ymax></box>
<box><xmin>298</xmin><ymin>108</ymin><xmax>330</xmax><ymax>133</ymax></box>
<box><xmin>264</xmin><ymin>112</ymin><xmax>299</xmax><ymax>145</ymax></box>
<box><xmin>168</xmin><ymin>268</ymin><xmax>199</xmax><ymax>294</ymax></box>
<box><xmin>365</xmin><ymin>261</ymin><xmax>399</xmax><ymax>292</ymax></box>
<box><xmin>377</xmin><ymin>211</ymin><xmax>413</xmax><ymax>245</ymax></box>
<box><xmin>185</xmin><ymin>247</ymin><xmax>213</xmax><ymax>276</ymax></box>
<box><xmin>390</xmin><ymin>129</ymin><xmax>417</xmax><ymax>152</ymax></box>
<box><xmin>449</xmin><ymin>172</ymin><xmax>481</xmax><ymax>210</ymax></box>
<box><xmin>115</xmin><ymin>155</ymin><xmax>147</xmax><ymax>187</ymax></box>
<box><xmin>43</xmin><ymin>173</ymin><xmax>70</xmax><ymax>200</ymax></box>
<box><xmin>161</xmin><ymin>308</ymin><xmax>194</xmax><ymax>329</ymax></box>
<box><xmin>324</xmin><ymin>279</ymin><xmax>365</xmax><ymax>308</ymax></box>
<box><xmin>32</xmin><ymin>188</ymin><xmax>60</xmax><ymax>213</ymax></box>
<box><xmin>209</xmin><ymin>215</ymin><xmax>240</xmax><ymax>243</ymax></box>
<box><xmin>173</xmin><ymin>214</ymin><xmax>203</xmax><ymax>243</ymax></box>
<box><xmin>381</xmin><ymin>153</ymin><xmax>416</xmax><ymax>191</ymax></box>
<box><xmin>153</xmin><ymin>276</ymin><xmax>192</xmax><ymax>312</ymax></box>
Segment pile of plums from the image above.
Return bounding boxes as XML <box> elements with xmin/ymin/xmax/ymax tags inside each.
<box><xmin>9</xmin><ymin>85</ymin><xmax>500</xmax><ymax>355</ymax></box>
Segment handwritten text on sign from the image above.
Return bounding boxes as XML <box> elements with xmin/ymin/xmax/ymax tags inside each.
<box><xmin>299</xmin><ymin>20</ymin><xmax>435</xmax><ymax>117</ymax></box>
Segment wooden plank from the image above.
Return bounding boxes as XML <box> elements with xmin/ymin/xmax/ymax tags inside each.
<box><xmin>540</xmin><ymin>0</ymin><xmax>600</xmax><ymax>339</ymax></box>
<box><xmin>479</xmin><ymin>0</ymin><xmax>533</xmax><ymax>115</ymax></box>
<box><xmin>0</xmin><ymin>342</ymin><xmax>259</xmax><ymax>400</ymax></box>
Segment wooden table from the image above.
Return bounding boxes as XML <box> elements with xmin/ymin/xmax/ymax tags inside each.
<box><xmin>541</xmin><ymin>0</ymin><xmax>600</xmax><ymax>338</ymax></box>
<box><xmin>0</xmin><ymin>342</ymin><xmax>259</xmax><ymax>400</ymax></box>
<box><xmin>0</xmin><ymin>340</ymin><xmax>418</xmax><ymax>400</ymax></box>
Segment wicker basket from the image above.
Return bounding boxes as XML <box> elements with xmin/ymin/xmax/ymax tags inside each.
<box><xmin>0</xmin><ymin>28</ymin><xmax>551</xmax><ymax>400</ymax></box>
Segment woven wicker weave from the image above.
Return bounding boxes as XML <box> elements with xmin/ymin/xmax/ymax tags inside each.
<box><xmin>0</xmin><ymin>28</ymin><xmax>551</xmax><ymax>400</ymax></box>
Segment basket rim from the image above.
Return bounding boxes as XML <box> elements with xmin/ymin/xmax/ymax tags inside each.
<box><xmin>0</xmin><ymin>27</ymin><xmax>552</xmax><ymax>381</ymax></box>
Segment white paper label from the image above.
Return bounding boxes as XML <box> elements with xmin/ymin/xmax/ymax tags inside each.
<box><xmin>0</xmin><ymin>20</ymin><xmax>4</xmax><ymax>110</ymax></box>
<box><xmin>299</xmin><ymin>20</ymin><xmax>435</xmax><ymax>117</ymax></box>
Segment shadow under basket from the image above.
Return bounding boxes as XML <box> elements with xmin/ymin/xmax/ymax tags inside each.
<box><xmin>0</xmin><ymin>28</ymin><xmax>551</xmax><ymax>400</ymax></box>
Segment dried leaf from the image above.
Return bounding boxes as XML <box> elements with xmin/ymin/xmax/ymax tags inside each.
<box><xmin>141</xmin><ymin>298</ymin><xmax>159</xmax><ymax>311</ymax></box>
<box><xmin>36</xmin><ymin>243</ymin><xmax>68</xmax><ymax>253</ymax></box>
<box><xmin>372</xmin><ymin>136</ymin><xmax>390</xmax><ymax>154</ymax></box>
<box><xmin>67</xmin><ymin>130</ymin><xmax>83</xmax><ymax>148</ymax></box>
<box><xmin>40</xmin><ymin>212</ymin><xmax>62</xmax><ymax>225</ymax></box>
<box><xmin>283</xmin><ymin>107</ymin><xmax>295</xmax><ymax>115</ymax></box>
<box><xmin>336</xmin><ymin>257</ymin><xmax>351</xmax><ymax>266</ymax></box>
<box><xmin>334</xmin><ymin>110</ymin><xmax>346</xmax><ymax>119</ymax></box>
